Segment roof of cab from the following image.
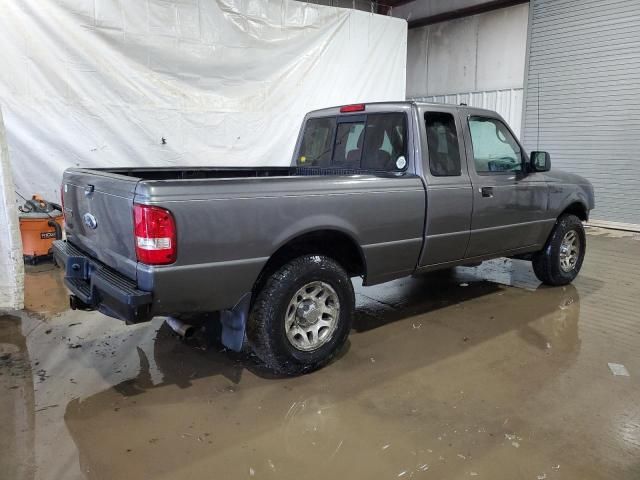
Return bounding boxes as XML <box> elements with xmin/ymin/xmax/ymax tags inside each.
<box><xmin>305</xmin><ymin>101</ymin><xmax>499</xmax><ymax>117</ymax></box>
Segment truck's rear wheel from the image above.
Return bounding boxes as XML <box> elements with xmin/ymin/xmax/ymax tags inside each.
<box><xmin>532</xmin><ymin>214</ymin><xmax>586</xmax><ymax>286</ymax></box>
<box><xmin>247</xmin><ymin>255</ymin><xmax>354</xmax><ymax>375</ymax></box>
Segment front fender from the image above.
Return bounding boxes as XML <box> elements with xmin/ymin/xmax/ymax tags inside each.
<box><xmin>549</xmin><ymin>184</ymin><xmax>593</xmax><ymax>220</ymax></box>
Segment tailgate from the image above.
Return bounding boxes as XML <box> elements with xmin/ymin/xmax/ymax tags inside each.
<box><xmin>62</xmin><ymin>168</ymin><xmax>139</xmax><ymax>280</ymax></box>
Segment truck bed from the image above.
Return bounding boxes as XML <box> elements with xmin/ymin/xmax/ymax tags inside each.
<box><xmin>97</xmin><ymin>166</ymin><xmax>294</xmax><ymax>180</ymax></box>
<box><xmin>94</xmin><ymin>166</ymin><xmax>398</xmax><ymax>180</ymax></box>
<box><xmin>61</xmin><ymin>165</ymin><xmax>426</xmax><ymax>315</ymax></box>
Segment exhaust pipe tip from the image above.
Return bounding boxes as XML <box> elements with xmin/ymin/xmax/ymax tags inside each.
<box><xmin>69</xmin><ymin>295</ymin><xmax>83</xmax><ymax>310</ymax></box>
<box><xmin>69</xmin><ymin>295</ymin><xmax>94</xmax><ymax>312</ymax></box>
<box><xmin>167</xmin><ymin>316</ymin><xmax>195</xmax><ymax>339</ymax></box>
<box><xmin>182</xmin><ymin>325</ymin><xmax>195</xmax><ymax>339</ymax></box>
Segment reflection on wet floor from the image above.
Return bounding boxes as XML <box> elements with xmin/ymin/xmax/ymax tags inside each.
<box><xmin>1</xmin><ymin>229</ymin><xmax>640</xmax><ymax>479</ymax></box>
<box><xmin>0</xmin><ymin>315</ymin><xmax>36</xmax><ymax>480</ymax></box>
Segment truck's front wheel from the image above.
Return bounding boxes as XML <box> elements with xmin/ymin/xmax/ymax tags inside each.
<box><xmin>532</xmin><ymin>214</ymin><xmax>586</xmax><ymax>286</ymax></box>
<box><xmin>247</xmin><ymin>255</ymin><xmax>354</xmax><ymax>375</ymax></box>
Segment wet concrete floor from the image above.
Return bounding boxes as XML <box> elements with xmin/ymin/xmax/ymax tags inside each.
<box><xmin>1</xmin><ymin>227</ymin><xmax>639</xmax><ymax>480</ymax></box>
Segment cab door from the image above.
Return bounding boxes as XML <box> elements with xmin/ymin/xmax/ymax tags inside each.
<box><xmin>461</xmin><ymin>113</ymin><xmax>549</xmax><ymax>258</ymax></box>
<box><xmin>419</xmin><ymin>107</ymin><xmax>473</xmax><ymax>266</ymax></box>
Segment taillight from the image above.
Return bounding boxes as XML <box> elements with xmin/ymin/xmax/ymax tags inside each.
<box><xmin>133</xmin><ymin>204</ymin><xmax>177</xmax><ymax>265</ymax></box>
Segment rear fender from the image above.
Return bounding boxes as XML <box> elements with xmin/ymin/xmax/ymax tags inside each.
<box><xmin>270</xmin><ymin>214</ymin><xmax>361</xmax><ymax>254</ymax></box>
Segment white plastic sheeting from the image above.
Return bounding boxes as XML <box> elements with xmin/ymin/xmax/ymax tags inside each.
<box><xmin>0</xmin><ymin>0</ymin><xmax>407</xmax><ymax>201</ymax></box>
<box><xmin>0</xmin><ymin>106</ymin><xmax>24</xmax><ymax>310</ymax></box>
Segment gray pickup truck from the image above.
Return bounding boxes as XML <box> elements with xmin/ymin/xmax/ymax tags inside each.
<box><xmin>54</xmin><ymin>101</ymin><xmax>594</xmax><ymax>374</ymax></box>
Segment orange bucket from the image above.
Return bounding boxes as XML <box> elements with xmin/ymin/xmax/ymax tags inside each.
<box><xmin>19</xmin><ymin>195</ymin><xmax>64</xmax><ymax>264</ymax></box>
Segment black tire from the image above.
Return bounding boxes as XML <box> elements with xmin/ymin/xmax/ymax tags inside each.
<box><xmin>532</xmin><ymin>214</ymin><xmax>586</xmax><ymax>286</ymax></box>
<box><xmin>247</xmin><ymin>255</ymin><xmax>354</xmax><ymax>375</ymax></box>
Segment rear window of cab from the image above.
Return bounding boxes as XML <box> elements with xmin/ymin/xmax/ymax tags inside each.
<box><xmin>297</xmin><ymin>113</ymin><xmax>407</xmax><ymax>172</ymax></box>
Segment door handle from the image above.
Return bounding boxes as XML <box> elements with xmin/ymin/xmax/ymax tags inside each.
<box><xmin>480</xmin><ymin>186</ymin><xmax>494</xmax><ymax>198</ymax></box>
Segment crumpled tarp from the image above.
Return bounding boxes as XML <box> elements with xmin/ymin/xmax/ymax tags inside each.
<box><xmin>0</xmin><ymin>0</ymin><xmax>407</xmax><ymax>201</ymax></box>
<box><xmin>0</xmin><ymin>105</ymin><xmax>24</xmax><ymax>310</ymax></box>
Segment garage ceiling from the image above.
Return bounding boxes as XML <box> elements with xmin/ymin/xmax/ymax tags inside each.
<box><xmin>390</xmin><ymin>0</ymin><xmax>529</xmax><ymax>28</ymax></box>
<box><xmin>298</xmin><ymin>1</ymin><xmax>529</xmax><ymax>27</ymax></box>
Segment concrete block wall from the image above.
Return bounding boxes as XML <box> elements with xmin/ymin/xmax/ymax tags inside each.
<box><xmin>406</xmin><ymin>3</ymin><xmax>529</xmax><ymax>98</ymax></box>
<box><xmin>405</xmin><ymin>3</ymin><xmax>529</xmax><ymax>134</ymax></box>
<box><xmin>0</xmin><ymin>106</ymin><xmax>24</xmax><ymax>311</ymax></box>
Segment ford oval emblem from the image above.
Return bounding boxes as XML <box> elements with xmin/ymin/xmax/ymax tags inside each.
<box><xmin>83</xmin><ymin>213</ymin><xmax>98</xmax><ymax>230</ymax></box>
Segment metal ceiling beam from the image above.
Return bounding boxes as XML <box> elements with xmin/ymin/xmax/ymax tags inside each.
<box><xmin>393</xmin><ymin>0</ymin><xmax>529</xmax><ymax>29</ymax></box>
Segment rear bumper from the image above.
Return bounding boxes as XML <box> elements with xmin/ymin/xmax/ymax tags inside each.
<box><xmin>53</xmin><ymin>240</ymin><xmax>153</xmax><ymax>323</ymax></box>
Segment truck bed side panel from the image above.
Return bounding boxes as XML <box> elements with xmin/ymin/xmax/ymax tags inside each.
<box><xmin>134</xmin><ymin>174</ymin><xmax>425</xmax><ymax>314</ymax></box>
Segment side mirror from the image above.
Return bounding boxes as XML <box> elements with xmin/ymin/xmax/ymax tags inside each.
<box><xmin>530</xmin><ymin>151</ymin><xmax>551</xmax><ymax>172</ymax></box>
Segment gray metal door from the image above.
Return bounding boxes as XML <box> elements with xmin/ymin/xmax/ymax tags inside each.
<box><xmin>462</xmin><ymin>112</ymin><xmax>549</xmax><ymax>258</ymax></box>
<box><xmin>419</xmin><ymin>106</ymin><xmax>473</xmax><ymax>266</ymax></box>
<box><xmin>522</xmin><ymin>0</ymin><xmax>640</xmax><ymax>229</ymax></box>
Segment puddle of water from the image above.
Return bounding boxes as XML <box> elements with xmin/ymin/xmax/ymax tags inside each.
<box><xmin>24</xmin><ymin>264</ymin><xmax>69</xmax><ymax>318</ymax></box>
<box><xmin>2</xmin><ymin>232</ymin><xmax>640</xmax><ymax>479</ymax></box>
<box><xmin>0</xmin><ymin>315</ymin><xmax>36</xmax><ymax>480</ymax></box>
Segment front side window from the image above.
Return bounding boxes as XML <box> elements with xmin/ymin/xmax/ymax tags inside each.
<box><xmin>296</xmin><ymin>113</ymin><xmax>406</xmax><ymax>171</ymax></box>
<box><xmin>468</xmin><ymin>116</ymin><xmax>522</xmax><ymax>173</ymax></box>
<box><xmin>425</xmin><ymin>112</ymin><xmax>461</xmax><ymax>176</ymax></box>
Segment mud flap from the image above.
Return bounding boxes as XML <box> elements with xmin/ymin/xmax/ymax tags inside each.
<box><xmin>219</xmin><ymin>293</ymin><xmax>251</xmax><ymax>352</ymax></box>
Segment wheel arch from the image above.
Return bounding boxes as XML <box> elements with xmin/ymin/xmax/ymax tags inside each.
<box><xmin>252</xmin><ymin>229</ymin><xmax>366</xmax><ymax>297</ymax></box>
<box><xmin>560</xmin><ymin>201</ymin><xmax>589</xmax><ymax>222</ymax></box>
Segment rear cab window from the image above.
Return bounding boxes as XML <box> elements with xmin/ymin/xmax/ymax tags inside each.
<box><xmin>297</xmin><ymin>112</ymin><xmax>407</xmax><ymax>172</ymax></box>
<box><xmin>297</xmin><ymin>117</ymin><xmax>336</xmax><ymax>167</ymax></box>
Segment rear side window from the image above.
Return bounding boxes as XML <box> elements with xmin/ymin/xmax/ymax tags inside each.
<box><xmin>425</xmin><ymin>112</ymin><xmax>461</xmax><ymax>176</ymax></box>
<box><xmin>297</xmin><ymin>117</ymin><xmax>336</xmax><ymax>167</ymax></box>
<box><xmin>296</xmin><ymin>113</ymin><xmax>406</xmax><ymax>171</ymax></box>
